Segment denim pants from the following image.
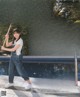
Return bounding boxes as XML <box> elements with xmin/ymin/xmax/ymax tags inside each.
<box><xmin>9</xmin><ymin>52</ymin><xmax>29</xmax><ymax>83</ymax></box>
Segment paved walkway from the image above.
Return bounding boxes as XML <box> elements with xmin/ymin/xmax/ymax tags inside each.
<box><xmin>0</xmin><ymin>75</ymin><xmax>80</xmax><ymax>97</ymax></box>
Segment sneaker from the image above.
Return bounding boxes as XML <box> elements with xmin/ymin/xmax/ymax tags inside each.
<box><xmin>24</xmin><ymin>83</ymin><xmax>32</xmax><ymax>90</ymax></box>
<box><xmin>5</xmin><ymin>83</ymin><xmax>14</xmax><ymax>88</ymax></box>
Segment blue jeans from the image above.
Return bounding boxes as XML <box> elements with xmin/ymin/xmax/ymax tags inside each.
<box><xmin>9</xmin><ymin>52</ymin><xmax>29</xmax><ymax>83</ymax></box>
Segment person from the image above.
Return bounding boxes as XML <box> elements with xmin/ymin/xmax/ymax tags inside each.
<box><xmin>1</xmin><ymin>28</ymin><xmax>32</xmax><ymax>90</ymax></box>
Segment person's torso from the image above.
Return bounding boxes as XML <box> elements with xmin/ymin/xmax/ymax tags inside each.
<box><xmin>13</xmin><ymin>38</ymin><xmax>23</xmax><ymax>55</ymax></box>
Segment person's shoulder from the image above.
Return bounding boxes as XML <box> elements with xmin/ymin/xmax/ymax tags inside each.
<box><xmin>17</xmin><ymin>38</ymin><xmax>23</xmax><ymax>43</ymax></box>
<box><xmin>18</xmin><ymin>38</ymin><xmax>23</xmax><ymax>41</ymax></box>
<box><xmin>20</xmin><ymin>38</ymin><xmax>23</xmax><ymax>42</ymax></box>
<box><xmin>19</xmin><ymin>38</ymin><xmax>23</xmax><ymax>44</ymax></box>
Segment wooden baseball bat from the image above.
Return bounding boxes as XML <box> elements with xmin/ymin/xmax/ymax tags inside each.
<box><xmin>2</xmin><ymin>24</ymin><xmax>12</xmax><ymax>47</ymax></box>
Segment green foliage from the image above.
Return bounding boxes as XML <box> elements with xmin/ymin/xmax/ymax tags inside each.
<box><xmin>0</xmin><ymin>24</ymin><xmax>8</xmax><ymax>46</ymax></box>
<box><xmin>0</xmin><ymin>0</ymin><xmax>31</xmax><ymax>55</ymax></box>
<box><xmin>53</xmin><ymin>1</ymin><xmax>80</xmax><ymax>23</ymax></box>
<box><xmin>0</xmin><ymin>23</ymin><xmax>29</xmax><ymax>55</ymax></box>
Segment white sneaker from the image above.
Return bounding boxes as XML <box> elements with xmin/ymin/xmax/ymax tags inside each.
<box><xmin>5</xmin><ymin>83</ymin><xmax>14</xmax><ymax>88</ymax></box>
<box><xmin>23</xmin><ymin>83</ymin><xmax>32</xmax><ymax>90</ymax></box>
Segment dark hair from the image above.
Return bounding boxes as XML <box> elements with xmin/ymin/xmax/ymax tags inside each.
<box><xmin>13</xmin><ymin>28</ymin><xmax>22</xmax><ymax>34</ymax></box>
<box><xmin>13</xmin><ymin>28</ymin><xmax>22</xmax><ymax>42</ymax></box>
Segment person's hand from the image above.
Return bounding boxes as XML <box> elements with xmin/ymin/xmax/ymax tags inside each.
<box><xmin>5</xmin><ymin>34</ymin><xmax>9</xmax><ymax>39</ymax></box>
<box><xmin>1</xmin><ymin>46</ymin><xmax>5</xmax><ymax>50</ymax></box>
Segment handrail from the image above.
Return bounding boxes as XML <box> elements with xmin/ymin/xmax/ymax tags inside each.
<box><xmin>0</xmin><ymin>55</ymin><xmax>79</xmax><ymax>63</ymax></box>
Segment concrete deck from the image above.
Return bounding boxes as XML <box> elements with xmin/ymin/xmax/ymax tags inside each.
<box><xmin>0</xmin><ymin>75</ymin><xmax>80</xmax><ymax>97</ymax></box>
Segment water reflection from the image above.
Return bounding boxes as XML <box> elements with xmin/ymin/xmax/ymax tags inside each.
<box><xmin>0</xmin><ymin>68</ymin><xmax>5</xmax><ymax>75</ymax></box>
<box><xmin>78</xmin><ymin>64</ymin><xmax>80</xmax><ymax>81</ymax></box>
<box><xmin>0</xmin><ymin>62</ymin><xmax>75</xmax><ymax>79</ymax></box>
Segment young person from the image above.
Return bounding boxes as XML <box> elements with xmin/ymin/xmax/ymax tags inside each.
<box><xmin>1</xmin><ymin>28</ymin><xmax>32</xmax><ymax>90</ymax></box>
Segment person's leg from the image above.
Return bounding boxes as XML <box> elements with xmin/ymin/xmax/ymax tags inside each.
<box><xmin>9</xmin><ymin>58</ymin><xmax>15</xmax><ymax>83</ymax></box>
<box><xmin>5</xmin><ymin>58</ymin><xmax>15</xmax><ymax>88</ymax></box>
<box><xmin>14</xmin><ymin>55</ymin><xmax>32</xmax><ymax>89</ymax></box>
<box><xmin>14</xmin><ymin>56</ymin><xmax>29</xmax><ymax>80</ymax></box>
<box><xmin>26</xmin><ymin>79</ymin><xmax>31</xmax><ymax>84</ymax></box>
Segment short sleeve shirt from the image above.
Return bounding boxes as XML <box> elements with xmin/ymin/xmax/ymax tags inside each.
<box><xmin>14</xmin><ymin>38</ymin><xmax>23</xmax><ymax>55</ymax></box>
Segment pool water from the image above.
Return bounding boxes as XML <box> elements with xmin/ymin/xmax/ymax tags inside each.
<box><xmin>0</xmin><ymin>62</ymin><xmax>75</xmax><ymax>79</ymax></box>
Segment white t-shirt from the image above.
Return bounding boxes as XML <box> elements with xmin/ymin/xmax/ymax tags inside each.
<box><xmin>14</xmin><ymin>38</ymin><xmax>23</xmax><ymax>55</ymax></box>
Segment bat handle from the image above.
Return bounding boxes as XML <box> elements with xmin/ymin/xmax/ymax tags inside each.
<box><xmin>2</xmin><ymin>24</ymin><xmax>12</xmax><ymax>47</ymax></box>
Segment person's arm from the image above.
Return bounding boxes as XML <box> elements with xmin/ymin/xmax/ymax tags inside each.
<box><xmin>5</xmin><ymin>34</ymin><xmax>13</xmax><ymax>47</ymax></box>
<box><xmin>1</xmin><ymin>44</ymin><xmax>20</xmax><ymax>52</ymax></box>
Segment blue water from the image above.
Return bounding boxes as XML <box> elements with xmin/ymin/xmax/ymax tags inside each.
<box><xmin>0</xmin><ymin>62</ymin><xmax>75</xmax><ymax>79</ymax></box>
